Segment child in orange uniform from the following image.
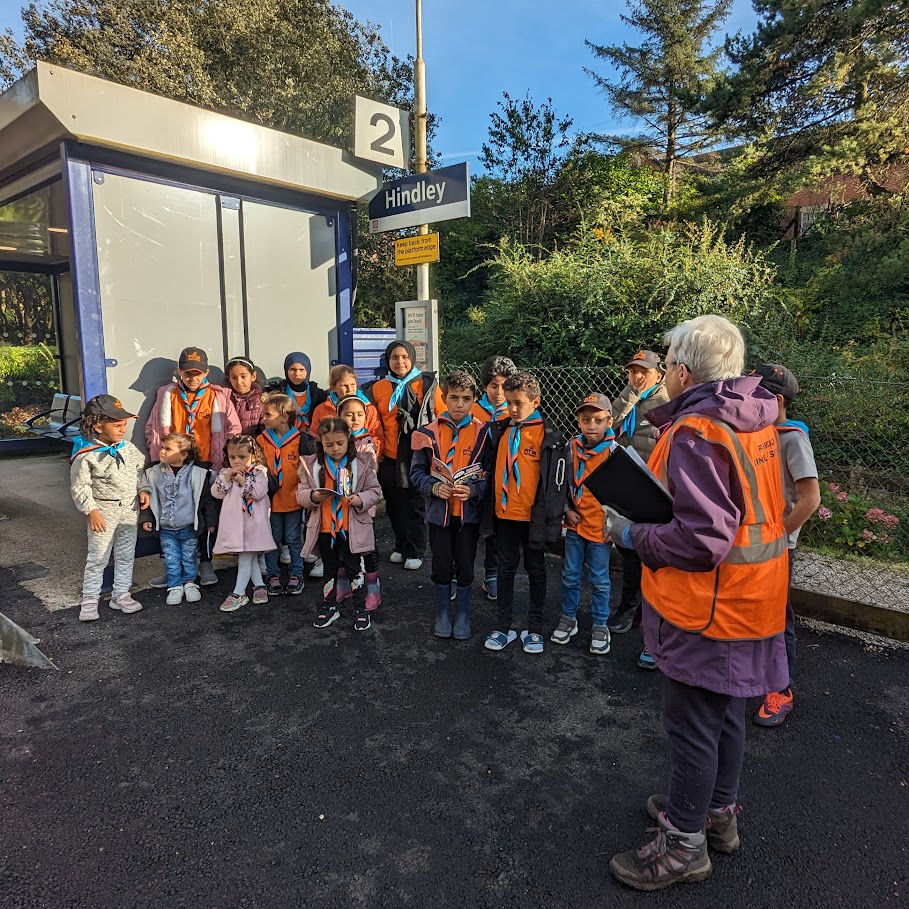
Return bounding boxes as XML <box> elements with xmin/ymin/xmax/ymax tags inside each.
<box><xmin>310</xmin><ymin>365</ymin><xmax>384</xmax><ymax>460</ymax></box>
<box><xmin>551</xmin><ymin>394</ymin><xmax>617</xmax><ymax>656</ymax></box>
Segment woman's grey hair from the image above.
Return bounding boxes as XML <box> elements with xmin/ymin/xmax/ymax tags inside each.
<box><xmin>663</xmin><ymin>314</ymin><xmax>745</xmax><ymax>384</ymax></box>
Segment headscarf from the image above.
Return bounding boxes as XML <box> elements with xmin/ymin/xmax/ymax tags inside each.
<box><xmin>384</xmin><ymin>339</ymin><xmax>422</xmax><ymax>411</ymax></box>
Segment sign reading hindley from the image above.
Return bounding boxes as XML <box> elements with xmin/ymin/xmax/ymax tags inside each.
<box><xmin>394</xmin><ymin>232</ymin><xmax>440</xmax><ymax>267</ymax></box>
<box><xmin>369</xmin><ymin>163</ymin><xmax>470</xmax><ymax>234</ymax></box>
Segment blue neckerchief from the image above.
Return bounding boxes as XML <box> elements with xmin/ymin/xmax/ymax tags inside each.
<box><xmin>350</xmin><ymin>426</ymin><xmax>369</xmax><ymax>438</ymax></box>
<box><xmin>324</xmin><ymin>455</ymin><xmax>349</xmax><ymax>538</ymax></box>
<box><xmin>778</xmin><ymin>419</ymin><xmax>810</xmax><ymax>437</ymax></box>
<box><xmin>330</xmin><ymin>389</ymin><xmax>371</xmax><ymax>409</ymax></box>
<box><xmin>386</xmin><ymin>367</ymin><xmax>423</xmax><ymax>411</ymax></box>
<box><xmin>500</xmin><ymin>410</ymin><xmax>542</xmax><ymax>512</ymax></box>
<box><xmin>619</xmin><ymin>383</ymin><xmax>660</xmax><ymax>441</ymax></box>
<box><xmin>70</xmin><ymin>434</ymin><xmax>126</xmax><ymax>466</ymax></box>
<box><xmin>286</xmin><ymin>383</ymin><xmax>313</xmax><ymax>431</ymax></box>
<box><xmin>439</xmin><ymin>412</ymin><xmax>473</xmax><ymax>467</ymax></box>
<box><xmin>478</xmin><ymin>393</ymin><xmax>507</xmax><ymax>421</ymax></box>
<box><xmin>264</xmin><ymin>427</ymin><xmax>299</xmax><ymax>485</ymax></box>
<box><xmin>571</xmin><ymin>434</ymin><xmax>614</xmax><ymax>503</ymax></box>
<box><xmin>179</xmin><ymin>378</ymin><xmax>210</xmax><ymax>435</ymax></box>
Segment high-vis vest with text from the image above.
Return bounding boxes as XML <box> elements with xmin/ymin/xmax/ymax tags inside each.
<box><xmin>641</xmin><ymin>415</ymin><xmax>788</xmax><ymax>641</ymax></box>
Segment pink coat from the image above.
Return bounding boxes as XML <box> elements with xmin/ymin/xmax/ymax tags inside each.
<box><xmin>296</xmin><ymin>453</ymin><xmax>383</xmax><ymax>557</ymax></box>
<box><xmin>145</xmin><ymin>382</ymin><xmax>242</xmax><ymax>470</ymax></box>
<box><xmin>211</xmin><ymin>466</ymin><xmax>276</xmax><ymax>554</ymax></box>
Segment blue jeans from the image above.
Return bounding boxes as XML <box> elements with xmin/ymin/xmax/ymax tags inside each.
<box><xmin>160</xmin><ymin>526</ymin><xmax>198</xmax><ymax>587</ymax></box>
<box><xmin>560</xmin><ymin>530</ymin><xmax>611</xmax><ymax>626</ymax></box>
<box><xmin>264</xmin><ymin>510</ymin><xmax>304</xmax><ymax>578</ymax></box>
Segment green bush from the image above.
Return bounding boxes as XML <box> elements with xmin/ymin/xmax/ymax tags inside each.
<box><xmin>0</xmin><ymin>344</ymin><xmax>59</xmax><ymax>408</ymax></box>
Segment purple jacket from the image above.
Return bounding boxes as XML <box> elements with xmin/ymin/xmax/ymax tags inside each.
<box><xmin>631</xmin><ymin>375</ymin><xmax>789</xmax><ymax>697</ymax></box>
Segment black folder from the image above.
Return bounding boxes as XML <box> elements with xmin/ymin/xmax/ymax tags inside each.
<box><xmin>581</xmin><ymin>445</ymin><xmax>674</xmax><ymax>524</ymax></box>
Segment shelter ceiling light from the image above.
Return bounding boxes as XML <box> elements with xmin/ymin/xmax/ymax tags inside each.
<box><xmin>47</xmin><ymin>227</ymin><xmax>68</xmax><ymax>233</ymax></box>
<box><xmin>0</xmin><ymin>245</ymin><xmax>17</xmax><ymax>251</ymax></box>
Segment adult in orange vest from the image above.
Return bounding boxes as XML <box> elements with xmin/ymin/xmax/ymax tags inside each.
<box><xmin>606</xmin><ymin>315</ymin><xmax>789</xmax><ymax>893</ymax></box>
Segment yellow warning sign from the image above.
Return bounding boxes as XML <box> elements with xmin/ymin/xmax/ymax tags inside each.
<box><xmin>394</xmin><ymin>233</ymin><xmax>440</xmax><ymax>267</ymax></box>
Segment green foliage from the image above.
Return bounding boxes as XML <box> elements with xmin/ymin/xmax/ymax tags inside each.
<box><xmin>442</xmin><ymin>220</ymin><xmax>786</xmax><ymax>366</ymax></box>
<box><xmin>0</xmin><ymin>343</ymin><xmax>58</xmax><ymax>408</ymax></box>
<box><xmin>585</xmin><ymin>0</ymin><xmax>732</xmax><ymax>209</ymax></box>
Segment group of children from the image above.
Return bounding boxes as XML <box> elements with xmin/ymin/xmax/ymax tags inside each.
<box><xmin>70</xmin><ymin>341</ymin><xmax>817</xmax><ymax>724</ymax></box>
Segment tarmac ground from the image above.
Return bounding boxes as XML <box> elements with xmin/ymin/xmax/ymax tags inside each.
<box><xmin>1</xmin><ymin>517</ymin><xmax>908</xmax><ymax>909</ymax></box>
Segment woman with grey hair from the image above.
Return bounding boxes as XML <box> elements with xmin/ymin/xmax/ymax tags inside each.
<box><xmin>604</xmin><ymin>314</ymin><xmax>789</xmax><ymax>891</ymax></box>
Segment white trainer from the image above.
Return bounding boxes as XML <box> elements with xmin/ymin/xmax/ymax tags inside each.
<box><xmin>404</xmin><ymin>558</ymin><xmax>423</xmax><ymax>570</ymax></box>
<box><xmin>389</xmin><ymin>551</ymin><xmax>404</xmax><ymax>564</ymax></box>
<box><xmin>309</xmin><ymin>558</ymin><xmax>325</xmax><ymax>579</ymax></box>
<box><xmin>279</xmin><ymin>544</ymin><xmax>291</xmax><ymax>565</ymax></box>
<box><xmin>166</xmin><ymin>586</ymin><xmax>184</xmax><ymax>606</ymax></box>
<box><xmin>183</xmin><ymin>582</ymin><xmax>202</xmax><ymax>603</ymax></box>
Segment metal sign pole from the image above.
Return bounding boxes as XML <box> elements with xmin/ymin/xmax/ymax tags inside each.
<box><xmin>414</xmin><ymin>0</ymin><xmax>430</xmax><ymax>302</ymax></box>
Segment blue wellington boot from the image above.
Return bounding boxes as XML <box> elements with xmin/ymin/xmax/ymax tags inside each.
<box><xmin>434</xmin><ymin>583</ymin><xmax>453</xmax><ymax>638</ymax></box>
<box><xmin>453</xmin><ymin>585</ymin><xmax>472</xmax><ymax>640</ymax></box>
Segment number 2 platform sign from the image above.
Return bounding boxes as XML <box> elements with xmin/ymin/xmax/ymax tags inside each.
<box><xmin>354</xmin><ymin>96</ymin><xmax>410</xmax><ymax>170</ymax></box>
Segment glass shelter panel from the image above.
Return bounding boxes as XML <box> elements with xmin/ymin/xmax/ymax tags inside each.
<box><xmin>242</xmin><ymin>202</ymin><xmax>337</xmax><ymax>385</ymax></box>
<box><xmin>92</xmin><ymin>172</ymin><xmax>224</xmax><ymax>437</ymax></box>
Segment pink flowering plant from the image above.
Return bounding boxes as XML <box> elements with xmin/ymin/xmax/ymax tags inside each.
<box><xmin>807</xmin><ymin>481</ymin><xmax>902</xmax><ymax>555</ymax></box>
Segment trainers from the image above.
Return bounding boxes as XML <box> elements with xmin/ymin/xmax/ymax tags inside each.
<box><xmin>198</xmin><ymin>561</ymin><xmax>218</xmax><ymax>586</ymax></box>
<box><xmin>482</xmin><ymin>575</ymin><xmax>498</xmax><ymax>601</ymax></box>
<box><xmin>252</xmin><ymin>586</ymin><xmax>269</xmax><ymax>605</ymax></box>
<box><xmin>609</xmin><ymin>815</ymin><xmax>711</xmax><ymax>891</ymax></box>
<box><xmin>754</xmin><ymin>688</ymin><xmax>794</xmax><ymax>727</ymax></box>
<box><xmin>607</xmin><ymin>607</ymin><xmax>636</xmax><ymax>634</ymax></box>
<box><xmin>354</xmin><ymin>609</ymin><xmax>371</xmax><ymax>632</ymax></box>
<box><xmin>149</xmin><ymin>574</ymin><xmax>169</xmax><ymax>589</ymax></box>
<box><xmin>638</xmin><ymin>647</ymin><xmax>657</xmax><ymax>670</ymax></box>
<box><xmin>110</xmin><ymin>592</ymin><xmax>142</xmax><ymax>614</ymax></box>
<box><xmin>183</xmin><ymin>582</ymin><xmax>201</xmax><ymax>603</ymax></box>
<box><xmin>279</xmin><ymin>544</ymin><xmax>291</xmax><ymax>565</ymax></box>
<box><xmin>590</xmin><ymin>624</ymin><xmax>611</xmax><ymax>655</ymax></box>
<box><xmin>286</xmin><ymin>576</ymin><xmax>304</xmax><ymax>596</ymax></box>
<box><xmin>404</xmin><ymin>558</ymin><xmax>423</xmax><ymax>570</ymax></box>
<box><xmin>220</xmin><ymin>593</ymin><xmax>248</xmax><ymax>612</ymax></box>
<box><xmin>520</xmin><ymin>630</ymin><xmax>545</xmax><ymax>654</ymax></box>
<box><xmin>551</xmin><ymin>615</ymin><xmax>578</xmax><ymax>645</ymax></box>
<box><xmin>389</xmin><ymin>551</ymin><xmax>404</xmax><ymax>564</ymax></box>
<box><xmin>267</xmin><ymin>576</ymin><xmax>284</xmax><ymax>597</ymax></box>
<box><xmin>313</xmin><ymin>606</ymin><xmax>340</xmax><ymax>628</ymax></box>
<box><xmin>78</xmin><ymin>598</ymin><xmax>99</xmax><ymax>622</ymax></box>
<box><xmin>309</xmin><ymin>558</ymin><xmax>325</xmax><ymax>579</ymax></box>
<box><xmin>645</xmin><ymin>795</ymin><xmax>741</xmax><ymax>854</ymax></box>
<box><xmin>484</xmin><ymin>629</ymin><xmax>518</xmax><ymax>651</ymax></box>
<box><xmin>166</xmin><ymin>586</ymin><xmax>184</xmax><ymax>606</ymax></box>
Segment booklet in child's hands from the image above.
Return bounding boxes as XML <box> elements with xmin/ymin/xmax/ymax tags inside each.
<box><xmin>431</xmin><ymin>458</ymin><xmax>484</xmax><ymax>487</ymax></box>
<box><xmin>312</xmin><ymin>467</ymin><xmax>351</xmax><ymax>497</ymax></box>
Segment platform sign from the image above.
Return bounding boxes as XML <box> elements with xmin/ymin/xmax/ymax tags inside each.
<box><xmin>395</xmin><ymin>300</ymin><xmax>439</xmax><ymax>373</ymax></box>
<box><xmin>354</xmin><ymin>96</ymin><xmax>410</xmax><ymax>170</ymax></box>
<box><xmin>369</xmin><ymin>163</ymin><xmax>470</xmax><ymax>234</ymax></box>
<box><xmin>394</xmin><ymin>233</ymin><xmax>440</xmax><ymax>267</ymax></box>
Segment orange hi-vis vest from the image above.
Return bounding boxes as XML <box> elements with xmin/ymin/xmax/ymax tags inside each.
<box><xmin>641</xmin><ymin>414</ymin><xmax>788</xmax><ymax>641</ymax></box>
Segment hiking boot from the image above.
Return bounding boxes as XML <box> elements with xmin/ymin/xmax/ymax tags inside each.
<box><xmin>198</xmin><ymin>561</ymin><xmax>218</xmax><ymax>586</ymax></box>
<box><xmin>482</xmin><ymin>575</ymin><xmax>498</xmax><ymax>601</ymax></box>
<box><xmin>754</xmin><ymin>688</ymin><xmax>794</xmax><ymax>727</ymax></box>
<box><xmin>607</xmin><ymin>606</ymin><xmax>636</xmax><ymax>634</ymax></box>
<box><xmin>279</xmin><ymin>544</ymin><xmax>291</xmax><ymax>565</ymax></box>
<box><xmin>645</xmin><ymin>795</ymin><xmax>741</xmax><ymax>854</ymax></box>
<box><xmin>252</xmin><ymin>586</ymin><xmax>269</xmax><ymax>605</ymax></box>
<box><xmin>166</xmin><ymin>586</ymin><xmax>184</xmax><ymax>606</ymax></box>
<box><xmin>183</xmin><ymin>582</ymin><xmax>201</xmax><ymax>603</ymax></box>
<box><xmin>79</xmin><ymin>598</ymin><xmax>99</xmax><ymax>622</ymax></box>
<box><xmin>638</xmin><ymin>647</ymin><xmax>657</xmax><ymax>670</ymax></box>
<box><xmin>313</xmin><ymin>606</ymin><xmax>340</xmax><ymax>628</ymax></box>
<box><xmin>110</xmin><ymin>592</ymin><xmax>143</xmax><ymax>614</ymax></box>
<box><xmin>590</xmin><ymin>624</ymin><xmax>611</xmax><ymax>655</ymax></box>
<box><xmin>286</xmin><ymin>576</ymin><xmax>304</xmax><ymax>596</ymax></box>
<box><xmin>550</xmin><ymin>615</ymin><xmax>578</xmax><ymax>645</ymax></box>
<box><xmin>267</xmin><ymin>576</ymin><xmax>284</xmax><ymax>597</ymax></box>
<box><xmin>609</xmin><ymin>814</ymin><xmax>711</xmax><ymax>891</ymax></box>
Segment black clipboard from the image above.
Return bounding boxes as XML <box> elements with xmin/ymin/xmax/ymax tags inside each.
<box><xmin>581</xmin><ymin>445</ymin><xmax>674</xmax><ymax>524</ymax></box>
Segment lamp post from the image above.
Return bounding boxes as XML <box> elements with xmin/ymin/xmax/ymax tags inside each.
<box><xmin>414</xmin><ymin>0</ymin><xmax>429</xmax><ymax>301</ymax></box>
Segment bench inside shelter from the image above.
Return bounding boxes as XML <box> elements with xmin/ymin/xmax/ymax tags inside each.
<box><xmin>20</xmin><ymin>393</ymin><xmax>82</xmax><ymax>442</ymax></box>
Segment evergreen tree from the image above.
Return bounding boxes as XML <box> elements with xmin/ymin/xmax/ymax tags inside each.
<box><xmin>585</xmin><ymin>0</ymin><xmax>732</xmax><ymax>210</ymax></box>
<box><xmin>712</xmin><ymin>0</ymin><xmax>909</xmax><ymax>182</ymax></box>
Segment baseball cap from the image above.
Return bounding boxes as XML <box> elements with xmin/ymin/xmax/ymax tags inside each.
<box><xmin>753</xmin><ymin>363</ymin><xmax>799</xmax><ymax>402</ymax></box>
<box><xmin>575</xmin><ymin>393</ymin><xmax>612</xmax><ymax>415</ymax></box>
<box><xmin>178</xmin><ymin>347</ymin><xmax>209</xmax><ymax>371</ymax></box>
<box><xmin>624</xmin><ymin>350</ymin><xmax>663</xmax><ymax>371</ymax></box>
<box><xmin>82</xmin><ymin>394</ymin><xmax>135</xmax><ymax>420</ymax></box>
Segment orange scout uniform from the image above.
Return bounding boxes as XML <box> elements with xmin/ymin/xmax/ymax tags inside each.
<box><xmin>435</xmin><ymin>417</ymin><xmax>483</xmax><ymax>520</ymax></box>
<box><xmin>170</xmin><ymin>385</ymin><xmax>214</xmax><ymax>464</ymax></box>
<box><xmin>370</xmin><ymin>377</ymin><xmax>444</xmax><ymax>461</ymax></box>
<box><xmin>494</xmin><ymin>420</ymin><xmax>545</xmax><ymax>523</ymax></box>
<box><xmin>257</xmin><ymin>428</ymin><xmax>303</xmax><ymax>513</ymax></box>
<box><xmin>310</xmin><ymin>396</ymin><xmax>385</xmax><ymax>462</ymax></box>
<box><xmin>641</xmin><ymin>415</ymin><xmax>789</xmax><ymax>641</ymax></box>
<box><xmin>568</xmin><ymin>437</ymin><xmax>613</xmax><ymax>544</ymax></box>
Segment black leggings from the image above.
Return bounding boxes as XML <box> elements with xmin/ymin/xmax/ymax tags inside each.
<box><xmin>318</xmin><ymin>534</ymin><xmax>363</xmax><ymax>600</ymax></box>
<box><xmin>378</xmin><ymin>457</ymin><xmax>426</xmax><ymax>559</ymax></box>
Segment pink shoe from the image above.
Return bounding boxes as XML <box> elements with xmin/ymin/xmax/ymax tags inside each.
<box><xmin>252</xmin><ymin>586</ymin><xmax>268</xmax><ymax>605</ymax></box>
<box><xmin>109</xmin><ymin>592</ymin><xmax>142</xmax><ymax>614</ymax></box>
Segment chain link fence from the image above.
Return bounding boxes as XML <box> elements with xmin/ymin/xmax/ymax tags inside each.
<box><xmin>445</xmin><ymin>363</ymin><xmax>909</xmax><ymax>610</ymax></box>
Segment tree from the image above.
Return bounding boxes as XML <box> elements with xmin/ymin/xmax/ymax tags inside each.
<box><xmin>585</xmin><ymin>0</ymin><xmax>732</xmax><ymax>210</ymax></box>
<box><xmin>712</xmin><ymin>0</ymin><xmax>909</xmax><ymax>183</ymax></box>
<box><xmin>478</xmin><ymin>92</ymin><xmax>574</xmax><ymax>254</ymax></box>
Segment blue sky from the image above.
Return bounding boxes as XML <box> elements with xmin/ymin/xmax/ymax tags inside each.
<box><xmin>1</xmin><ymin>0</ymin><xmax>758</xmax><ymax>168</ymax></box>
